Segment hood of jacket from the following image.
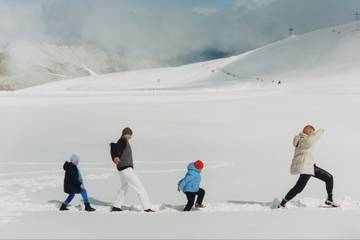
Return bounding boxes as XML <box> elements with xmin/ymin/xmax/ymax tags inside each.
<box><xmin>187</xmin><ymin>162</ymin><xmax>200</xmax><ymax>173</ymax></box>
<box><xmin>63</xmin><ymin>161</ymin><xmax>75</xmax><ymax>171</ymax></box>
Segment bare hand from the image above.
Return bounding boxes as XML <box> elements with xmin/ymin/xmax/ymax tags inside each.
<box><xmin>80</xmin><ymin>184</ymin><xmax>85</xmax><ymax>189</ymax></box>
<box><xmin>113</xmin><ymin>157</ymin><xmax>121</xmax><ymax>165</ymax></box>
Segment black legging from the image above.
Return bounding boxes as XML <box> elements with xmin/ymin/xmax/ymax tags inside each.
<box><xmin>184</xmin><ymin>188</ymin><xmax>205</xmax><ymax>211</ymax></box>
<box><xmin>284</xmin><ymin>165</ymin><xmax>334</xmax><ymax>202</ymax></box>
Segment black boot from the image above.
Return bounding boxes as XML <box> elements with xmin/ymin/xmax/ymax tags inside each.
<box><xmin>144</xmin><ymin>209</ymin><xmax>156</xmax><ymax>213</ymax></box>
<box><xmin>59</xmin><ymin>203</ymin><xmax>69</xmax><ymax>211</ymax></box>
<box><xmin>325</xmin><ymin>195</ymin><xmax>340</xmax><ymax>208</ymax></box>
<box><xmin>111</xmin><ymin>206</ymin><xmax>123</xmax><ymax>212</ymax></box>
<box><xmin>84</xmin><ymin>203</ymin><xmax>96</xmax><ymax>212</ymax></box>
<box><xmin>324</xmin><ymin>194</ymin><xmax>340</xmax><ymax>207</ymax></box>
<box><xmin>278</xmin><ymin>199</ymin><xmax>287</xmax><ymax>208</ymax></box>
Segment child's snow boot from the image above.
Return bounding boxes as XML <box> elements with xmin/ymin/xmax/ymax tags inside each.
<box><xmin>59</xmin><ymin>203</ymin><xmax>69</xmax><ymax>211</ymax></box>
<box><xmin>84</xmin><ymin>203</ymin><xmax>96</xmax><ymax>212</ymax></box>
<box><xmin>111</xmin><ymin>206</ymin><xmax>123</xmax><ymax>212</ymax></box>
<box><xmin>195</xmin><ymin>204</ymin><xmax>205</xmax><ymax>209</ymax></box>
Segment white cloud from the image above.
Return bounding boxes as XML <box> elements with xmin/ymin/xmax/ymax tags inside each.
<box><xmin>231</xmin><ymin>0</ymin><xmax>275</xmax><ymax>9</ymax></box>
<box><xmin>0</xmin><ymin>0</ymin><xmax>360</xmax><ymax>83</ymax></box>
<box><xmin>192</xmin><ymin>7</ymin><xmax>219</xmax><ymax>16</ymax></box>
<box><xmin>0</xmin><ymin>2</ymin><xmax>47</xmax><ymax>44</ymax></box>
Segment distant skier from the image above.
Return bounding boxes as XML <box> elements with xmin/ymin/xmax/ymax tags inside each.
<box><xmin>177</xmin><ymin>160</ymin><xmax>206</xmax><ymax>211</ymax></box>
<box><xmin>60</xmin><ymin>154</ymin><xmax>96</xmax><ymax>212</ymax></box>
<box><xmin>278</xmin><ymin>125</ymin><xmax>338</xmax><ymax>208</ymax></box>
<box><xmin>110</xmin><ymin>127</ymin><xmax>155</xmax><ymax>212</ymax></box>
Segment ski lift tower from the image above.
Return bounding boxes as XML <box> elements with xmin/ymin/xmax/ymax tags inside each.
<box><xmin>354</xmin><ymin>11</ymin><xmax>360</xmax><ymax>20</ymax></box>
<box><xmin>354</xmin><ymin>11</ymin><xmax>360</xmax><ymax>31</ymax></box>
<box><xmin>289</xmin><ymin>28</ymin><xmax>294</xmax><ymax>37</ymax></box>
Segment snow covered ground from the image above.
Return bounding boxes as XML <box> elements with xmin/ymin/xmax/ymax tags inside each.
<box><xmin>1</xmin><ymin>22</ymin><xmax>360</xmax><ymax>238</ymax></box>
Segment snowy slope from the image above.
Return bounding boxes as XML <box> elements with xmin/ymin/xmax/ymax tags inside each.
<box><xmin>18</xmin><ymin>56</ymin><xmax>238</xmax><ymax>92</ymax></box>
<box><xmin>1</xmin><ymin>22</ymin><xmax>360</xmax><ymax>239</ymax></box>
<box><xmin>20</xmin><ymin>21</ymin><xmax>360</xmax><ymax>93</ymax></box>
<box><xmin>220</xmin><ymin>23</ymin><xmax>360</xmax><ymax>81</ymax></box>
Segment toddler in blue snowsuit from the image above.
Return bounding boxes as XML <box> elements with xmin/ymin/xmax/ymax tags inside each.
<box><xmin>177</xmin><ymin>160</ymin><xmax>206</xmax><ymax>211</ymax></box>
<box><xmin>60</xmin><ymin>154</ymin><xmax>95</xmax><ymax>212</ymax></box>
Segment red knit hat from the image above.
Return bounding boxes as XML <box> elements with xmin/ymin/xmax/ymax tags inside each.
<box><xmin>194</xmin><ymin>160</ymin><xmax>204</xmax><ymax>170</ymax></box>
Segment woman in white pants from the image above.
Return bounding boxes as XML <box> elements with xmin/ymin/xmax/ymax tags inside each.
<box><xmin>110</xmin><ymin>127</ymin><xmax>155</xmax><ymax>212</ymax></box>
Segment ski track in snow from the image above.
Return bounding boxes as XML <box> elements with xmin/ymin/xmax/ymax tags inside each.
<box><xmin>0</xmin><ymin>161</ymin><xmax>229</xmax><ymax>224</ymax></box>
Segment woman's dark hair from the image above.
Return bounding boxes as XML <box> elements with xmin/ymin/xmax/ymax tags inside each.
<box><xmin>122</xmin><ymin>127</ymin><xmax>133</xmax><ymax>136</ymax></box>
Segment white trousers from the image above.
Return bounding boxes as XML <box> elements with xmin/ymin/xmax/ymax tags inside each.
<box><xmin>113</xmin><ymin>167</ymin><xmax>152</xmax><ymax>210</ymax></box>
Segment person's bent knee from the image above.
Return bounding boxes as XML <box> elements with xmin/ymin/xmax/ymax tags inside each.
<box><xmin>328</xmin><ymin>174</ymin><xmax>334</xmax><ymax>183</ymax></box>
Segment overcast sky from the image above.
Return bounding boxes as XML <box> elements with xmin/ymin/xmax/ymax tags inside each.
<box><xmin>0</xmin><ymin>0</ymin><xmax>360</xmax><ymax>66</ymax></box>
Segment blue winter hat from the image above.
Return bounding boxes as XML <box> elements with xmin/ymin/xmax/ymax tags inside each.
<box><xmin>69</xmin><ymin>154</ymin><xmax>80</xmax><ymax>163</ymax></box>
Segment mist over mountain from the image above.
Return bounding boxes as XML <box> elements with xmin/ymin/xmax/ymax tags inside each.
<box><xmin>0</xmin><ymin>0</ymin><xmax>359</xmax><ymax>89</ymax></box>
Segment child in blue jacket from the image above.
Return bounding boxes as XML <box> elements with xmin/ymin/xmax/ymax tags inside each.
<box><xmin>60</xmin><ymin>154</ymin><xmax>96</xmax><ymax>212</ymax></box>
<box><xmin>177</xmin><ymin>160</ymin><xmax>206</xmax><ymax>211</ymax></box>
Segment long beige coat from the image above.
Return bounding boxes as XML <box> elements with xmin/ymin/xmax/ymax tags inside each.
<box><xmin>290</xmin><ymin>129</ymin><xmax>325</xmax><ymax>175</ymax></box>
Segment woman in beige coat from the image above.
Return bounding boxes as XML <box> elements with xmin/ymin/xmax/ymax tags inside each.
<box><xmin>279</xmin><ymin>125</ymin><xmax>338</xmax><ymax>208</ymax></box>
